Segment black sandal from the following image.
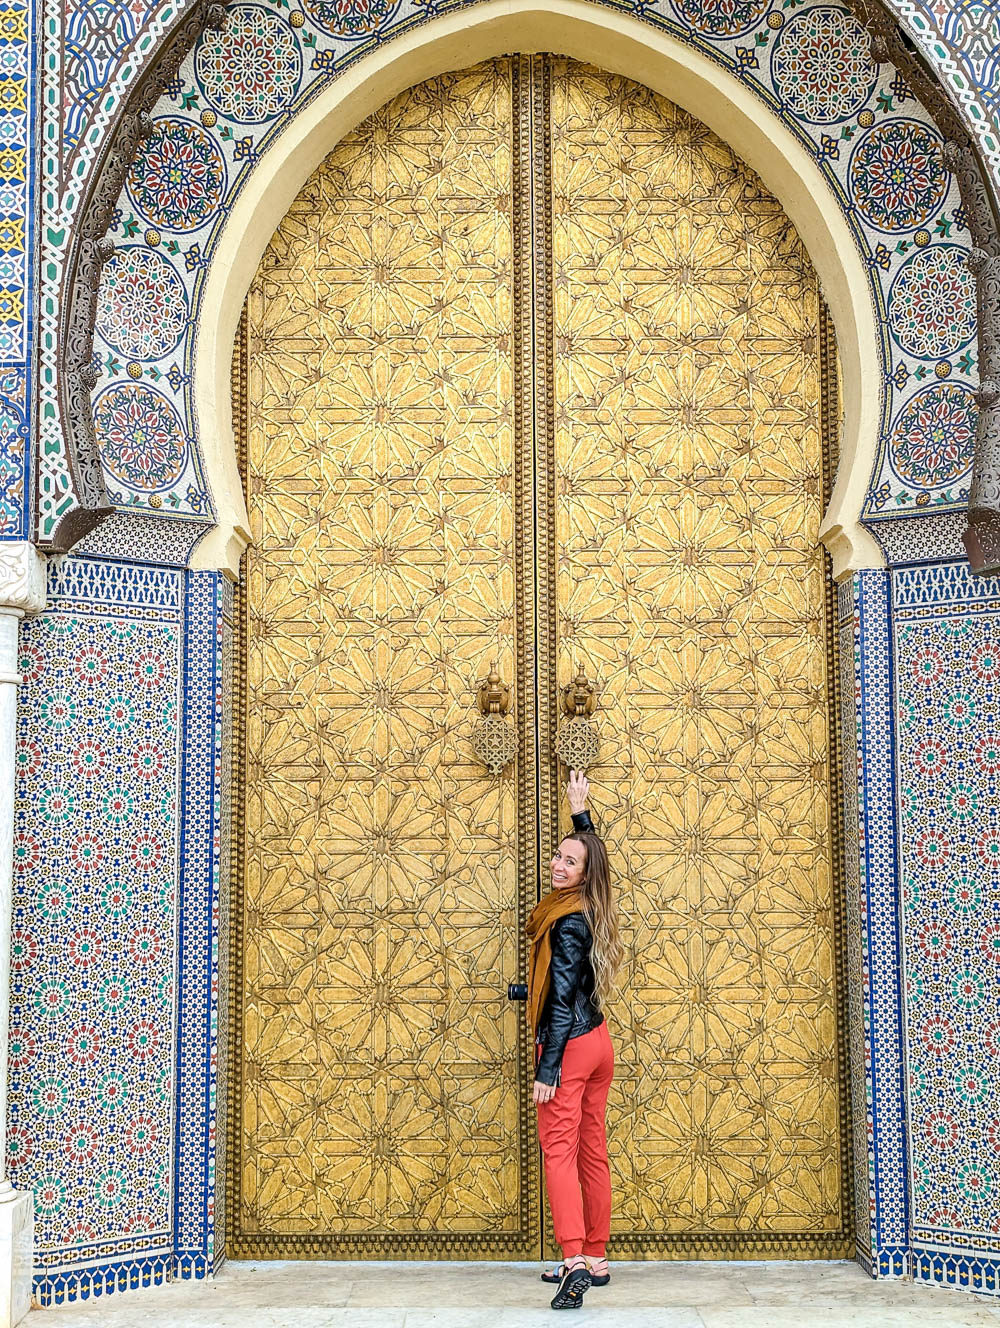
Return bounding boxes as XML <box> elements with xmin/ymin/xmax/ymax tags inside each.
<box><xmin>550</xmin><ymin>1265</ymin><xmax>592</xmax><ymax>1310</ymax></box>
<box><xmin>542</xmin><ymin>1261</ymin><xmax>610</xmax><ymax>1287</ymax></box>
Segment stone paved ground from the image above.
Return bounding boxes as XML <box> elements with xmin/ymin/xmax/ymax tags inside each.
<box><xmin>30</xmin><ymin>1260</ymin><xmax>1000</xmax><ymax>1328</ymax></box>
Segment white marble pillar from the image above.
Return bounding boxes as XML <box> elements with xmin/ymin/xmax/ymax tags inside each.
<box><xmin>0</xmin><ymin>543</ymin><xmax>44</xmax><ymax>1327</ymax></box>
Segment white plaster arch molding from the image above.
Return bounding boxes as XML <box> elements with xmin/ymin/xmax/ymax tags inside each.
<box><xmin>190</xmin><ymin>0</ymin><xmax>885</xmax><ymax>578</ymax></box>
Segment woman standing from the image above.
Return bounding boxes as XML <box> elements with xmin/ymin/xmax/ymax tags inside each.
<box><xmin>526</xmin><ymin>770</ymin><xmax>624</xmax><ymax>1311</ymax></box>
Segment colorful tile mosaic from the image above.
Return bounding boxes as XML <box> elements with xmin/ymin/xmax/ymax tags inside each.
<box><xmin>771</xmin><ymin>6</ymin><xmax>879</xmax><ymax>122</ymax></box>
<box><xmin>34</xmin><ymin>0</ymin><xmax>191</xmax><ymax>541</ymax></box>
<box><xmin>10</xmin><ymin>556</ymin><xmax>183</xmax><ymax>1304</ymax></box>
<box><xmin>94</xmin><ymin>248</ymin><xmax>189</xmax><ymax>363</ymax></box>
<box><xmin>887</xmin><ymin>0</ymin><xmax>1000</xmax><ymax>185</ymax></box>
<box><xmin>93</xmin><ymin>384</ymin><xmax>190</xmax><ymax>497</ymax></box>
<box><xmin>841</xmin><ymin>571</ymin><xmax>910</xmax><ymax>1277</ymax></box>
<box><xmin>11</xmin><ymin>0</ymin><xmax>1000</xmax><ymax>1310</ymax></box>
<box><xmin>28</xmin><ymin>0</ymin><xmax>1000</xmax><ymax>542</ymax></box>
<box><xmin>80</xmin><ymin>0</ymin><xmax>975</xmax><ymax>528</ymax></box>
<box><xmin>174</xmin><ymin>571</ymin><xmax>226</xmax><ymax>1277</ymax></box>
<box><xmin>0</xmin><ymin>0</ymin><xmax>31</xmax><ymax>538</ymax></box>
<box><xmin>0</xmin><ymin>363</ymin><xmax>27</xmax><ymax>535</ymax></box>
<box><xmin>194</xmin><ymin>5</ymin><xmax>302</xmax><ymax>121</ymax></box>
<box><xmin>893</xmin><ymin>561</ymin><xmax>1000</xmax><ymax>1293</ymax></box>
<box><xmin>887</xmin><ymin>245</ymin><xmax>978</xmax><ymax>361</ymax></box>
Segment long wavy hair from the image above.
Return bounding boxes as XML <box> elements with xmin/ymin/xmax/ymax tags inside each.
<box><xmin>564</xmin><ymin>831</ymin><xmax>624</xmax><ymax>1009</ymax></box>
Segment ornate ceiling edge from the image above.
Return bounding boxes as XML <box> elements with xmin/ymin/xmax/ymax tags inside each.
<box><xmin>843</xmin><ymin>0</ymin><xmax>1000</xmax><ymax>574</ymax></box>
<box><xmin>49</xmin><ymin>0</ymin><xmax>228</xmax><ymax>555</ymax></box>
<box><xmin>50</xmin><ymin>0</ymin><xmax>1000</xmax><ymax>568</ymax></box>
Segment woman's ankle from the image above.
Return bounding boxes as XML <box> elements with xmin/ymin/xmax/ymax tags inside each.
<box><xmin>564</xmin><ymin>1253</ymin><xmax>586</xmax><ymax>1269</ymax></box>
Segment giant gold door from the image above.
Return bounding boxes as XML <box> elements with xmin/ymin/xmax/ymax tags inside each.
<box><xmin>230</xmin><ymin>56</ymin><xmax>851</xmax><ymax>1260</ymax></box>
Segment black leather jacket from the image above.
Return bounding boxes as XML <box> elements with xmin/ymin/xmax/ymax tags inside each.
<box><xmin>535</xmin><ymin>810</ymin><xmax>604</xmax><ymax>1086</ymax></box>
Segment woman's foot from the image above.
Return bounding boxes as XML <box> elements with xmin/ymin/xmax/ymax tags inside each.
<box><xmin>550</xmin><ymin>1256</ymin><xmax>591</xmax><ymax>1310</ymax></box>
<box><xmin>541</xmin><ymin>1256</ymin><xmax>610</xmax><ymax>1287</ymax></box>
<box><xmin>586</xmin><ymin>1256</ymin><xmax>610</xmax><ymax>1286</ymax></box>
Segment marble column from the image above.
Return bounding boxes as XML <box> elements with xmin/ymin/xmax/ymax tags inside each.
<box><xmin>0</xmin><ymin>543</ymin><xmax>44</xmax><ymax>1326</ymax></box>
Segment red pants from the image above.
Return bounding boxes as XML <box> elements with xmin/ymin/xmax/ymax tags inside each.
<box><xmin>536</xmin><ymin>1021</ymin><xmax>614</xmax><ymax>1259</ymax></box>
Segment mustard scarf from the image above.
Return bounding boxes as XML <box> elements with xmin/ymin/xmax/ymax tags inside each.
<box><xmin>525</xmin><ymin>888</ymin><xmax>585</xmax><ymax>1035</ymax></box>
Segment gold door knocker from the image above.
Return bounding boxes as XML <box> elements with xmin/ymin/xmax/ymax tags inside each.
<box><xmin>472</xmin><ymin>662</ymin><xmax>517</xmax><ymax>775</ymax></box>
<box><xmin>555</xmin><ymin>664</ymin><xmax>601</xmax><ymax>771</ymax></box>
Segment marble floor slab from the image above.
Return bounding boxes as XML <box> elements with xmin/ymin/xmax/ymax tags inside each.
<box><xmin>28</xmin><ymin>1260</ymin><xmax>1000</xmax><ymax>1328</ymax></box>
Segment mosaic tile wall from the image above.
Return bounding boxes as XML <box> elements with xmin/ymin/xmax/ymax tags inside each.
<box><xmin>840</xmin><ymin>572</ymin><xmax>909</xmax><ymax>1277</ymax></box>
<box><xmin>21</xmin><ymin>0</ymin><xmax>1000</xmax><ymax>540</ymax></box>
<box><xmin>894</xmin><ymin>561</ymin><xmax>1000</xmax><ymax>1295</ymax></box>
<box><xmin>890</xmin><ymin>0</ymin><xmax>1000</xmax><ymax>183</ymax></box>
<box><xmin>0</xmin><ymin>0</ymin><xmax>32</xmax><ymax>538</ymax></box>
<box><xmin>34</xmin><ymin>0</ymin><xmax>190</xmax><ymax>539</ymax></box>
<box><xmin>9</xmin><ymin>555</ymin><xmax>199</xmax><ymax>1305</ymax></box>
<box><xmin>7</xmin><ymin>0</ymin><xmax>1000</xmax><ymax>1306</ymax></box>
<box><xmin>175</xmin><ymin>570</ymin><xmax>228</xmax><ymax>1279</ymax></box>
<box><xmin>77</xmin><ymin>0</ymin><xmax>978</xmax><ymax>535</ymax></box>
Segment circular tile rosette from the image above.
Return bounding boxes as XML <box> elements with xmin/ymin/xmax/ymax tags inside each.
<box><xmin>771</xmin><ymin>8</ymin><xmax>877</xmax><ymax>123</ymax></box>
<box><xmin>669</xmin><ymin>0</ymin><xmax>769</xmax><ymax>37</ymax></box>
<box><xmin>95</xmin><ymin>248</ymin><xmax>187</xmax><ymax>361</ymax></box>
<box><xmin>94</xmin><ymin>384</ymin><xmax>189</xmax><ymax>493</ymax></box>
<box><xmin>126</xmin><ymin>117</ymin><xmax>227</xmax><ymax>233</ymax></box>
<box><xmin>889</xmin><ymin>383</ymin><xmax>977</xmax><ymax>488</ymax></box>
<box><xmin>848</xmin><ymin>119</ymin><xmax>947</xmax><ymax>233</ymax></box>
<box><xmin>888</xmin><ymin>246</ymin><xmax>977</xmax><ymax>360</ymax></box>
<box><xmin>195</xmin><ymin>5</ymin><xmax>302</xmax><ymax>123</ymax></box>
<box><xmin>301</xmin><ymin>0</ymin><xmax>400</xmax><ymax>40</ymax></box>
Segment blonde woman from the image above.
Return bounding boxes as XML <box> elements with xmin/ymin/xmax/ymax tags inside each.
<box><xmin>524</xmin><ymin>770</ymin><xmax>624</xmax><ymax>1311</ymax></box>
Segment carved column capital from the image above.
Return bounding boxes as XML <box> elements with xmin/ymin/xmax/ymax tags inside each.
<box><xmin>0</xmin><ymin>543</ymin><xmax>46</xmax><ymax>617</ymax></box>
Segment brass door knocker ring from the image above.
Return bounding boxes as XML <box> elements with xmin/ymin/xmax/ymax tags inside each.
<box><xmin>472</xmin><ymin>662</ymin><xmax>517</xmax><ymax>775</ymax></box>
<box><xmin>555</xmin><ymin>664</ymin><xmax>600</xmax><ymax>771</ymax></box>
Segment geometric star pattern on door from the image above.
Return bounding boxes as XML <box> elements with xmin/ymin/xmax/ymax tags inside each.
<box><xmin>237</xmin><ymin>62</ymin><xmax>529</xmax><ymax>1250</ymax></box>
<box><xmin>550</xmin><ymin>62</ymin><xmax>848</xmax><ymax>1249</ymax></box>
<box><xmin>234</xmin><ymin>56</ymin><xmax>849</xmax><ymax>1259</ymax></box>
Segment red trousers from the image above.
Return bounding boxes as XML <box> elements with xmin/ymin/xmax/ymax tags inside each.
<box><xmin>536</xmin><ymin>1021</ymin><xmax>614</xmax><ymax>1259</ymax></box>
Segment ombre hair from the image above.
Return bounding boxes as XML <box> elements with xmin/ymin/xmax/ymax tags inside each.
<box><xmin>560</xmin><ymin>832</ymin><xmax>624</xmax><ymax>1008</ymax></box>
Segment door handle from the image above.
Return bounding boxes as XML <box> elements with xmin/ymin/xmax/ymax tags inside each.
<box><xmin>472</xmin><ymin>662</ymin><xmax>517</xmax><ymax>775</ymax></box>
<box><xmin>555</xmin><ymin>664</ymin><xmax>601</xmax><ymax>771</ymax></box>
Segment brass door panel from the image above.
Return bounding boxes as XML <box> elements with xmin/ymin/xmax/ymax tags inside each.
<box><xmin>550</xmin><ymin>60</ymin><xmax>850</xmax><ymax>1256</ymax></box>
<box><xmin>231</xmin><ymin>55</ymin><xmax>850</xmax><ymax>1260</ymax></box>
<box><xmin>232</xmin><ymin>63</ymin><xmax>540</xmax><ymax>1257</ymax></box>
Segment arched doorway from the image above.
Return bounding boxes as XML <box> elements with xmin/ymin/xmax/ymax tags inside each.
<box><xmin>229</xmin><ymin>55</ymin><xmax>849</xmax><ymax>1261</ymax></box>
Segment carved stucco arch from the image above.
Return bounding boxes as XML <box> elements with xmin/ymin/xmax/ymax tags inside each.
<box><xmin>54</xmin><ymin>0</ymin><xmax>1000</xmax><ymax>573</ymax></box>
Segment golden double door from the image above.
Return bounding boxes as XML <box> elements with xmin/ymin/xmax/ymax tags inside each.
<box><xmin>229</xmin><ymin>56</ymin><xmax>851</xmax><ymax>1260</ymax></box>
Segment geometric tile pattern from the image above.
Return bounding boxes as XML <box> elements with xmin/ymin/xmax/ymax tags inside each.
<box><xmin>887</xmin><ymin>0</ymin><xmax>1000</xmax><ymax>185</ymax></box>
<box><xmin>73</xmin><ymin>0</ymin><xmax>979</xmax><ymax>533</ymax></box>
<box><xmin>10</xmin><ymin>0</ymin><xmax>1000</xmax><ymax>1312</ymax></box>
<box><xmin>841</xmin><ymin>571</ymin><xmax>909</xmax><ymax>1277</ymax></box>
<box><xmin>893</xmin><ymin>561</ymin><xmax>1000</xmax><ymax>1296</ymax></box>
<box><xmin>0</xmin><ymin>0</ymin><xmax>30</xmax><ymax>536</ymax></box>
<box><xmin>174</xmin><ymin>571</ymin><xmax>226</xmax><ymax>1278</ymax></box>
<box><xmin>25</xmin><ymin>0</ymin><xmax>1000</xmax><ymax>538</ymax></box>
<box><xmin>10</xmin><ymin>556</ymin><xmax>183</xmax><ymax>1305</ymax></box>
<box><xmin>839</xmin><ymin>578</ymin><xmax>872</xmax><ymax>1261</ymax></box>
<box><xmin>0</xmin><ymin>363</ymin><xmax>27</xmax><ymax>535</ymax></box>
<box><xmin>34</xmin><ymin>0</ymin><xmax>191</xmax><ymax>540</ymax></box>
